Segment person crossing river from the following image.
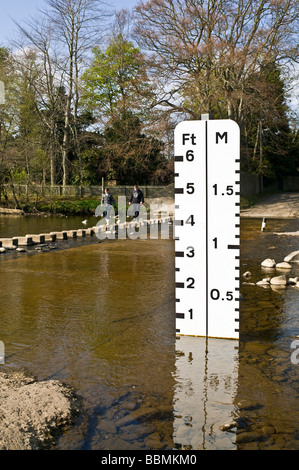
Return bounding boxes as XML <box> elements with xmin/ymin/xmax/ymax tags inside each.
<box><xmin>101</xmin><ymin>188</ymin><xmax>117</xmax><ymax>223</ymax></box>
<box><xmin>128</xmin><ymin>185</ymin><xmax>144</xmax><ymax>222</ymax></box>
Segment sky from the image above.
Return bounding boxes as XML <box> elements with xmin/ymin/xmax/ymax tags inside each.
<box><xmin>0</xmin><ymin>0</ymin><xmax>297</xmax><ymax>111</ymax></box>
<box><xmin>0</xmin><ymin>0</ymin><xmax>139</xmax><ymax>46</ymax></box>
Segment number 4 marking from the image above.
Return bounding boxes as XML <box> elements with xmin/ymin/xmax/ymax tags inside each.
<box><xmin>186</xmin><ymin>215</ymin><xmax>195</xmax><ymax>226</ymax></box>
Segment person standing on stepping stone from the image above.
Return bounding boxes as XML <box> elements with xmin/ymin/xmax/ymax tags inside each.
<box><xmin>101</xmin><ymin>188</ymin><xmax>117</xmax><ymax>224</ymax></box>
<box><xmin>129</xmin><ymin>185</ymin><xmax>144</xmax><ymax>222</ymax></box>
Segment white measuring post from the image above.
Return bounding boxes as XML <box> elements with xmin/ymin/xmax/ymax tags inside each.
<box><xmin>0</xmin><ymin>81</ymin><xmax>5</xmax><ymax>105</ymax></box>
<box><xmin>174</xmin><ymin>119</ymin><xmax>240</xmax><ymax>339</ymax></box>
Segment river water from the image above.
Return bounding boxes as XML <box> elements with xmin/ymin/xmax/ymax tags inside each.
<box><xmin>0</xmin><ymin>214</ymin><xmax>298</xmax><ymax>450</ymax></box>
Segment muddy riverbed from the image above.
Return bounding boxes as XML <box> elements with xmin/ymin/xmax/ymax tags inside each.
<box><xmin>0</xmin><ymin>215</ymin><xmax>298</xmax><ymax>450</ymax></box>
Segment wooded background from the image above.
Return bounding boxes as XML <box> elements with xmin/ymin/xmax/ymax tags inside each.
<box><xmin>0</xmin><ymin>0</ymin><xmax>298</xmax><ymax>204</ymax></box>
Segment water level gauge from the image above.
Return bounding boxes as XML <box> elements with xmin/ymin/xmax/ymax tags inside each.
<box><xmin>174</xmin><ymin>119</ymin><xmax>240</xmax><ymax>339</ymax></box>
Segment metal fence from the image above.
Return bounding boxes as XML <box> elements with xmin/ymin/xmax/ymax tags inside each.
<box><xmin>3</xmin><ymin>183</ymin><xmax>175</xmax><ymax>199</ymax></box>
<box><xmin>3</xmin><ymin>174</ymin><xmax>299</xmax><ymax>199</ymax></box>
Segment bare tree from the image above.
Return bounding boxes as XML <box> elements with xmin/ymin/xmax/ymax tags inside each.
<box><xmin>12</xmin><ymin>18</ymin><xmax>65</xmax><ymax>186</ymax></box>
<box><xmin>134</xmin><ymin>0</ymin><xmax>299</xmax><ymax>122</ymax></box>
<box><xmin>43</xmin><ymin>0</ymin><xmax>111</xmax><ymax>187</ymax></box>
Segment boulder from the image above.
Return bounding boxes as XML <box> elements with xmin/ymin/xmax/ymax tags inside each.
<box><xmin>270</xmin><ymin>275</ymin><xmax>287</xmax><ymax>286</ymax></box>
<box><xmin>276</xmin><ymin>262</ymin><xmax>292</xmax><ymax>269</ymax></box>
<box><xmin>261</xmin><ymin>258</ymin><xmax>276</xmax><ymax>268</ymax></box>
<box><xmin>256</xmin><ymin>278</ymin><xmax>271</xmax><ymax>285</ymax></box>
<box><xmin>242</xmin><ymin>271</ymin><xmax>251</xmax><ymax>278</ymax></box>
<box><xmin>284</xmin><ymin>251</ymin><xmax>299</xmax><ymax>263</ymax></box>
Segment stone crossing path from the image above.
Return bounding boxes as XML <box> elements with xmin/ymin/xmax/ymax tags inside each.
<box><xmin>0</xmin><ymin>216</ymin><xmax>173</xmax><ymax>251</ymax></box>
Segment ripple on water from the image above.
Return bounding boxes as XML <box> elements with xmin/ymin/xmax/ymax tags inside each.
<box><xmin>0</xmin><ymin>216</ymin><xmax>298</xmax><ymax>449</ymax></box>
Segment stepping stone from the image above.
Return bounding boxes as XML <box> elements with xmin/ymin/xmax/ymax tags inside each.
<box><xmin>50</xmin><ymin>232</ymin><xmax>67</xmax><ymax>240</ymax></box>
<box><xmin>25</xmin><ymin>235</ymin><xmax>45</xmax><ymax>244</ymax></box>
<box><xmin>39</xmin><ymin>233</ymin><xmax>57</xmax><ymax>242</ymax></box>
<box><xmin>66</xmin><ymin>231</ymin><xmax>77</xmax><ymax>238</ymax></box>
<box><xmin>13</xmin><ymin>237</ymin><xmax>33</xmax><ymax>246</ymax></box>
<box><xmin>0</xmin><ymin>238</ymin><xmax>18</xmax><ymax>248</ymax></box>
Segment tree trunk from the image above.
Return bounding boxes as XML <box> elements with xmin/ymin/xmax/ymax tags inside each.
<box><xmin>259</xmin><ymin>120</ymin><xmax>263</xmax><ymax>166</ymax></box>
<box><xmin>62</xmin><ymin>56</ymin><xmax>73</xmax><ymax>190</ymax></box>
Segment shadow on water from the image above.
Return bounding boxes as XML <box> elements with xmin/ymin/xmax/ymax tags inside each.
<box><xmin>0</xmin><ymin>215</ymin><xmax>298</xmax><ymax>449</ymax></box>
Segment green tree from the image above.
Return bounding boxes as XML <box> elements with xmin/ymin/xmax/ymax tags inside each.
<box><xmin>81</xmin><ymin>32</ymin><xmax>166</xmax><ymax>184</ymax></box>
<box><xmin>249</xmin><ymin>63</ymin><xmax>299</xmax><ymax>180</ymax></box>
<box><xmin>82</xmin><ymin>33</ymin><xmax>153</xmax><ymax>122</ymax></box>
<box><xmin>15</xmin><ymin>53</ymin><xmax>46</xmax><ymax>190</ymax></box>
<box><xmin>0</xmin><ymin>47</ymin><xmax>23</xmax><ymax>207</ymax></box>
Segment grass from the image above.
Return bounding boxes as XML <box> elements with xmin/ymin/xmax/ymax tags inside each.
<box><xmin>3</xmin><ymin>196</ymin><xmax>103</xmax><ymax>215</ymax></box>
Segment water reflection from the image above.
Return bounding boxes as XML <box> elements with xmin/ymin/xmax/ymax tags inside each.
<box><xmin>173</xmin><ymin>336</ymin><xmax>238</xmax><ymax>450</ymax></box>
<box><xmin>0</xmin><ymin>214</ymin><xmax>97</xmax><ymax>239</ymax></box>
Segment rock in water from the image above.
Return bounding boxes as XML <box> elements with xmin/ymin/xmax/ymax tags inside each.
<box><xmin>256</xmin><ymin>278</ymin><xmax>271</xmax><ymax>285</ymax></box>
<box><xmin>261</xmin><ymin>258</ymin><xmax>276</xmax><ymax>268</ymax></box>
<box><xmin>284</xmin><ymin>251</ymin><xmax>299</xmax><ymax>263</ymax></box>
<box><xmin>242</xmin><ymin>271</ymin><xmax>251</xmax><ymax>279</ymax></box>
<box><xmin>270</xmin><ymin>275</ymin><xmax>287</xmax><ymax>286</ymax></box>
<box><xmin>276</xmin><ymin>262</ymin><xmax>291</xmax><ymax>269</ymax></box>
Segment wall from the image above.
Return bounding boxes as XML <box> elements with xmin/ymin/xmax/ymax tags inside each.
<box><xmin>240</xmin><ymin>173</ymin><xmax>263</xmax><ymax>197</ymax></box>
<box><xmin>282</xmin><ymin>176</ymin><xmax>299</xmax><ymax>192</ymax></box>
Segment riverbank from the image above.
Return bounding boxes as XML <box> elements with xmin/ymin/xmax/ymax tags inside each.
<box><xmin>0</xmin><ymin>208</ymin><xmax>24</xmax><ymax>215</ymax></box>
<box><xmin>0</xmin><ymin>369</ymin><xmax>80</xmax><ymax>450</ymax></box>
<box><xmin>2</xmin><ymin>190</ymin><xmax>298</xmax><ymax>217</ymax></box>
<box><xmin>0</xmin><ymin>196</ymin><xmax>102</xmax><ymax>216</ymax></box>
<box><xmin>25</xmin><ymin>197</ymin><xmax>101</xmax><ymax>216</ymax></box>
<box><xmin>0</xmin><ymin>195</ymin><xmax>175</xmax><ymax>217</ymax></box>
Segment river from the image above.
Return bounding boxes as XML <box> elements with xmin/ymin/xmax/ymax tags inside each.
<box><xmin>0</xmin><ymin>214</ymin><xmax>298</xmax><ymax>450</ymax></box>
